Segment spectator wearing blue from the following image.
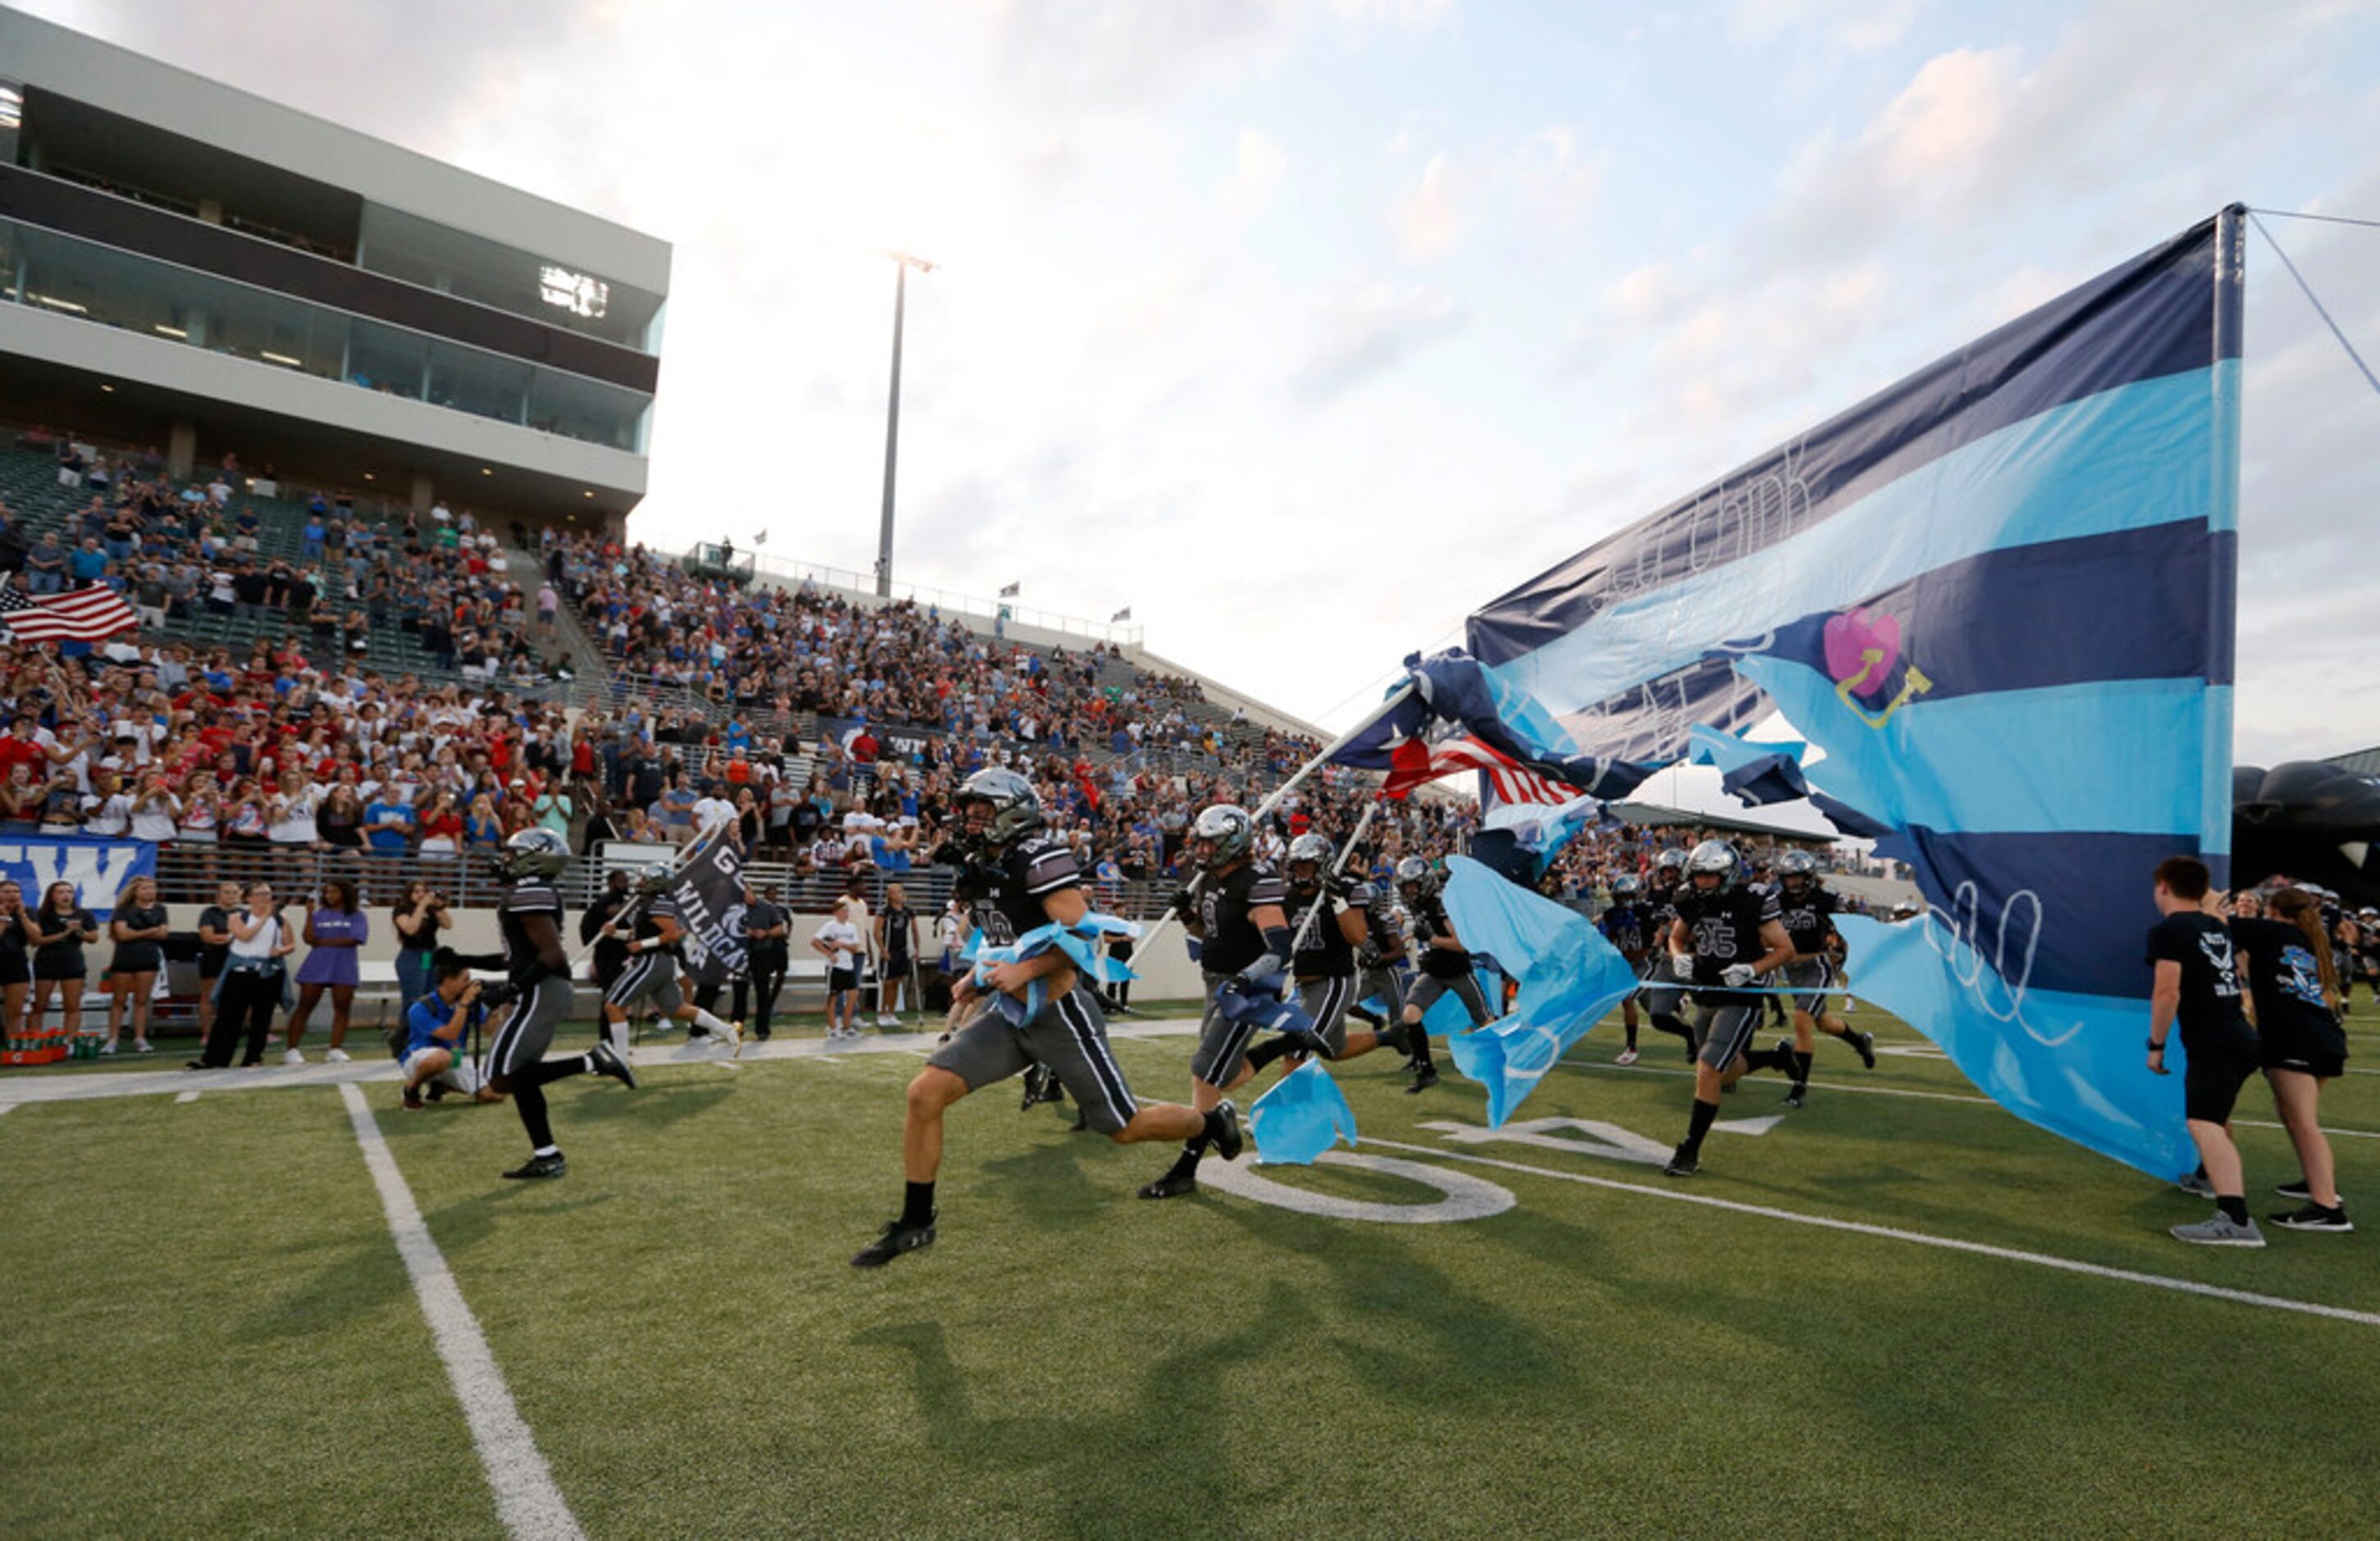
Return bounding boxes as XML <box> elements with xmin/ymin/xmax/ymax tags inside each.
<box><xmin>300</xmin><ymin>512</ymin><xmax>327</xmax><ymax>565</ymax></box>
<box><xmin>25</xmin><ymin>533</ymin><xmax>66</xmax><ymax>595</ymax></box>
<box><xmin>398</xmin><ymin>949</ymin><xmax>498</xmax><ymax>1110</ymax></box>
<box><xmin>364</xmin><ymin>789</ymin><xmax>415</xmax><ymax>858</ymax></box>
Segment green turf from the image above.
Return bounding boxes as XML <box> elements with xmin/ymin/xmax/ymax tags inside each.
<box><xmin>6</xmin><ymin>1009</ymin><xmax>2378</xmax><ymax>1537</ymax></box>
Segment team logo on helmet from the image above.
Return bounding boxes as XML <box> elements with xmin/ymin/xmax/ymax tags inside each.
<box><xmin>1685</xmin><ymin>839</ymin><xmax>1738</xmax><ymax>887</ymax></box>
<box><xmin>495</xmin><ymin>826</ymin><xmax>570</xmax><ymax>881</ymax></box>
<box><xmin>1190</xmin><ymin>805</ymin><xmax>1254</xmax><ymax>870</ymax></box>
<box><xmin>956</xmin><ymin>767</ymin><xmax>1044</xmax><ymax>852</ymax></box>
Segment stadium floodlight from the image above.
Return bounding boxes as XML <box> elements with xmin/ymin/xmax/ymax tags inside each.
<box><xmin>876</xmin><ymin>250</ymin><xmax>935</xmax><ymax>597</ymax></box>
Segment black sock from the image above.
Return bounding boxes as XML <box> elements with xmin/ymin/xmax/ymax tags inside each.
<box><xmin>1624</xmin><ymin>1020</ymin><xmax>1640</xmax><ymax>1050</ymax></box>
<box><xmin>2218</xmin><ymin>1195</ymin><xmax>2249</xmax><ymax>1226</ymax></box>
<box><xmin>1651</xmin><ymin>1012</ymin><xmax>1692</xmax><ymax>1041</ymax></box>
<box><xmin>1793</xmin><ymin>1050</ymin><xmax>1813</xmax><ymax>1086</ymax></box>
<box><xmin>514</xmin><ymin>1081</ymin><xmax>555</xmax><ymax>1150</ymax></box>
<box><xmin>1407</xmin><ymin>1030</ymin><xmax>1434</xmax><ymax>1069</ymax></box>
<box><xmin>1350</xmin><ymin>1006</ymin><xmax>1382</xmax><ymax>1027</ymax></box>
<box><xmin>902</xmin><ymin>1181</ymin><xmax>936</xmax><ymax>1227</ymax></box>
<box><xmin>1681</xmin><ymin>1097</ymin><xmax>1719</xmax><ymax>1155</ymax></box>
<box><xmin>1243</xmin><ymin>1036</ymin><xmax>1293</xmax><ymax>1073</ymax></box>
<box><xmin>522</xmin><ymin>1055</ymin><xmax>587</xmax><ymax>1089</ymax></box>
<box><xmin>1169</xmin><ymin>1138</ymin><xmax>1207</xmax><ymax>1178</ymax></box>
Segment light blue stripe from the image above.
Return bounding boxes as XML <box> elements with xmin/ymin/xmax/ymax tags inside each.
<box><xmin>1489</xmin><ymin>367</ymin><xmax>2221</xmax><ymax>716</ymax></box>
<box><xmin>1734</xmin><ymin>658</ymin><xmax>2214</xmax><ymax>836</ymax></box>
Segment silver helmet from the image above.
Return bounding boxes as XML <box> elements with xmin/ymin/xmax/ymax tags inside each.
<box><xmin>1190</xmin><ymin>804</ymin><xmax>1254</xmax><ymax>870</ymax></box>
<box><xmin>1610</xmin><ymin>873</ymin><xmax>1642</xmax><ymax>899</ymax></box>
<box><xmin>1286</xmin><ymin>832</ymin><xmax>1333</xmax><ymax>885</ymax></box>
<box><xmin>1685</xmin><ymin>839</ymin><xmax>1738</xmax><ymax>888</ymax></box>
<box><xmin>1655</xmin><ymin>848</ymin><xmax>1688</xmax><ymax>875</ymax></box>
<box><xmin>956</xmin><ymin>766</ymin><xmax>1043</xmax><ymax>851</ymax></box>
<box><xmin>494</xmin><ymin>826</ymin><xmax>570</xmax><ymax>882</ymax></box>
<box><xmin>1395</xmin><ymin>855</ymin><xmax>1437</xmax><ymax>899</ymax></box>
<box><xmin>1776</xmin><ymin>848</ymin><xmax>1820</xmax><ymax>886</ymax></box>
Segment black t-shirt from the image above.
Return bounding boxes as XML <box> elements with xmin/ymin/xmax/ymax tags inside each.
<box><xmin>2145</xmin><ymin>912</ymin><xmax>2254</xmax><ymax>1054</ymax></box>
<box><xmin>1195</xmin><ymin>862</ymin><xmax>1288</xmax><ymax>976</ymax></box>
<box><xmin>197</xmin><ymin>904</ymin><xmax>233</xmax><ymax>974</ymax></box>
<box><xmin>743</xmin><ymin>899</ymin><xmax>789</xmax><ymax>958</ymax></box>
<box><xmin>1776</xmin><ymin>883</ymin><xmax>1839</xmax><ymax>958</ymax></box>
<box><xmin>2228</xmin><ymin>916</ymin><xmax>2345</xmax><ymax>1056</ymax></box>
<box><xmin>0</xmin><ymin>912</ymin><xmax>28</xmax><ymax>963</ymax></box>
<box><xmin>318</xmin><ymin>803</ymin><xmax>363</xmax><ymax>848</ymax></box>
<box><xmin>1673</xmin><ymin>884</ymin><xmax>1781</xmax><ymax>995</ymax></box>
<box><xmin>879</xmin><ymin>903</ymin><xmax>915</xmax><ymax>959</ymax></box>
<box><xmin>34</xmin><ymin>908</ymin><xmax>94</xmax><ymax>973</ymax></box>
<box><xmin>112</xmin><ymin>904</ymin><xmax>167</xmax><ymax>957</ymax></box>
<box><xmin>395</xmin><ymin>903</ymin><xmax>444</xmax><ymax>953</ymax></box>
<box><xmin>1289</xmin><ymin>880</ymin><xmax>1357</xmax><ymax>978</ymax></box>
<box><xmin>961</xmin><ymin>833</ymin><xmax>1082</xmax><ymax>945</ymax></box>
<box><xmin>498</xmin><ymin>880</ymin><xmax>564</xmax><ymax>985</ymax></box>
<box><xmin>1409</xmin><ymin>891</ymin><xmax>1472</xmax><ymax>981</ymax></box>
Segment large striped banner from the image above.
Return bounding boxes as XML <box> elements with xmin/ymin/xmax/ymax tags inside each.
<box><xmin>1466</xmin><ymin>209</ymin><xmax>2245</xmax><ymax>1178</ymax></box>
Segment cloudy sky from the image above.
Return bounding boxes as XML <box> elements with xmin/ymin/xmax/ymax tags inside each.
<box><xmin>26</xmin><ymin>0</ymin><xmax>2380</xmax><ymax>774</ymax></box>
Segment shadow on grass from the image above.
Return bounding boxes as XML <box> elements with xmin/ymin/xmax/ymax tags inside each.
<box><xmin>852</xmin><ymin>1284</ymin><xmax>1311</xmax><ymax>1533</ymax></box>
<box><xmin>567</xmin><ymin>1081</ymin><xmax>735</xmax><ymax>1127</ymax></box>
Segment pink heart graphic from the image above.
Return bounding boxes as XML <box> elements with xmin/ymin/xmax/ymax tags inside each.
<box><xmin>1822</xmin><ymin>608</ymin><xmax>1900</xmax><ymax>701</ymax></box>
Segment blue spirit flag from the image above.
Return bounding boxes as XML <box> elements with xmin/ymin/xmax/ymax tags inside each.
<box><xmin>1686</xmin><ymin>725</ymin><xmax>1811</xmax><ymax>808</ymax></box>
<box><xmin>0</xmin><ymin>836</ymin><xmax>155</xmax><ymax>921</ymax></box>
<box><xmin>1438</xmin><ymin>856</ymin><xmax>1642</xmax><ymax>1127</ymax></box>
<box><xmin>1248</xmin><ymin>1059</ymin><xmax>1360</xmax><ymax>1166</ymax></box>
<box><xmin>1329</xmin><ymin>656</ymin><xmax>1655</xmax><ymax>801</ymax></box>
<box><xmin>1464</xmin><ymin>212</ymin><xmax>2243</xmax><ymax>1178</ymax></box>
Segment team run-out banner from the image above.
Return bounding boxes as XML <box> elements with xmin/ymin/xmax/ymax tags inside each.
<box><xmin>1465</xmin><ymin>210</ymin><xmax>2244</xmax><ymax>1179</ymax></box>
<box><xmin>669</xmin><ymin>835</ymin><xmax>749</xmax><ymax>989</ymax></box>
<box><xmin>0</xmin><ymin>836</ymin><xmax>158</xmax><ymax>921</ymax></box>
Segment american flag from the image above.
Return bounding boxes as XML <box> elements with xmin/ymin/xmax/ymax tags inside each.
<box><xmin>0</xmin><ymin>583</ymin><xmax>140</xmax><ymax>643</ymax></box>
<box><xmin>1381</xmin><ymin>734</ymin><xmax>1574</xmax><ymax>807</ymax></box>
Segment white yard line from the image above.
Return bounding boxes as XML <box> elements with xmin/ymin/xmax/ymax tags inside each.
<box><xmin>1554</xmin><ymin>1057</ymin><xmax>2380</xmax><ymax>1139</ymax></box>
<box><xmin>1365</xmin><ymin>1136</ymin><xmax>2380</xmax><ymax>1329</ymax></box>
<box><xmin>175</xmin><ymin>1091</ymin><xmax>200</xmax><ymax>1104</ymax></box>
<box><xmin>339</xmin><ymin>1084</ymin><xmax>584</xmax><ymax>1541</ymax></box>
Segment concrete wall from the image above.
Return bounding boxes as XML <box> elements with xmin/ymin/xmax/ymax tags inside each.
<box><xmin>0</xmin><ymin>302</ymin><xmax>649</xmax><ymax>496</ymax></box>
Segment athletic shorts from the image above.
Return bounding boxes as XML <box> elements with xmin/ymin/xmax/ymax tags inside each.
<box><xmin>1638</xmin><ymin>956</ymin><xmax>1686</xmax><ymax>1018</ymax></box>
<box><xmin>1297</xmin><ymin>974</ymin><xmax>1357</xmax><ymax>1058</ymax></box>
<box><xmin>829</xmin><ymin>967</ymin><xmax>857</xmax><ymax>994</ymax></box>
<box><xmin>1192</xmin><ymin>972</ymin><xmax>1259</xmax><ymax>1086</ymax></box>
<box><xmin>1783</xmin><ymin>958</ymin><xmax>1834</xmax><ymax>1017</ymax></box>
<box><xmin>0</xmin><ymin>954</ymin><xmax>27</xmax><ymax>986</ymax></box>
<box><xmin>2258</xmin><ymin>1022</ymin><xmax>2348</xmax><ymax>1080</ymax></box>
<box><xmin>485</xmin><ymin>977</ymin><xmax>574</xmax><ymax>1086</ymax></box>
<box><xmin>2182</xmin><ymin>1040</ymin><xmax>2259</xmax><ymax>1124</ymax></box>
<box><xmin>1357</xmin><ymin>963</ymin><xmax>1406</xmax><ymax>1019</ymax></box>
<box><xmin>403</xmin><ymin>1045</ymin><xmax>482</xmax><ymax>1095</ymax></box>
<box><xmin>605</xmin><ymin>953</ymin><xmax>684</xmax><ymax>1016</ymax></box>
<box><xmin>926</xmin><ymin>986</ymin><xmax>1139</xmax><ymax>1134</ymax></box>
<box><xmin>1694</xmin><ymin>998</ymin><xmax>1764</xmax><ymax>1072</ymax></box>
<box><xmin>1404</xmin><ymin>971</ymin><xmax>1491</xmax><ymax>1031</ymax></box>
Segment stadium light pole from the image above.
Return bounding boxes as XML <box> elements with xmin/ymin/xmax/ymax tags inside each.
<box><xmin>875</xmin><ymin>250</ymin><xmax>935</xmax><ymax>598</ymax></box>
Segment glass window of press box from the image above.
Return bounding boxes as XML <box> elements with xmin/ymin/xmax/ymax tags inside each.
<box><xmin>356</xmin><ymin>203</ymin><xmax>665</xmax><ymax>354</ymax></box>
<box><xmin>2</xmin><ymin>217</ymin><xmax>652</xmax><ymax>452</ymax></box>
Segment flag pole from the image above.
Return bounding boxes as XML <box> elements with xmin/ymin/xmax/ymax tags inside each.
<box><xmin>1135</xmin><ymin>679</ymin><xmax>1418</xmax><ymax>959</ymax></box>
<box><xmin>568</xmin><ymin>814</ymin><xmax>738</xmax><ymax>972</ymax></box>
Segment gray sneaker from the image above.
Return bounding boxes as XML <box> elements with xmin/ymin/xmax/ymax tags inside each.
<box><xmin>2175</xmin><ymin>1172</ymin><xmax>2215</xmax><ymax>1198</ymax></box>
<box><xmin>2169</xmin><ymin>1214</ymin><xmax>2265</xmax><ymax>1248</ymax></box>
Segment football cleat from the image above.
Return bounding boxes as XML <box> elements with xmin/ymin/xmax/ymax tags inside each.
<box><xmin>851</xmin><ymin>1215</ymin><xmax>936</xmax><ymax>1267</ymax></box>
<box><xmin>591</xmin><ymin>1040</ymin><xmax>638</xmax><ymax>1090</ymax></box>
<box><xmin>1663</xmin><ymin>1147</ymin><xmax>1700</xmax><ymax>1178</ymax></box>
<box><xmin>502</xmin><ymin>1153</ymin><xmax>567</xmax><ymax>1181</ymax></box>
<box><xmin>1208</xmin><ymin>1101</ymin><xmax>1245</xmax><ymax>1163</ymax></box>
<box><xmin>1138</xmin><ymin>1170</ymin><xmax>1199</xmax><ymax>1200</ymax></box>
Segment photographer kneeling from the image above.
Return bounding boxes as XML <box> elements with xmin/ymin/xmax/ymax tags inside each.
<box><xmin>400</xmin><ymin>949</ymin><xmax>504</xmax><ymax>1110</ymax></box>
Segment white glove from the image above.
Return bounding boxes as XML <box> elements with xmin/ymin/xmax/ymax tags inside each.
<box><xmin>1670</xmin><ymin>953</ymin><xmax>1695</xmax><ymax>981</ymax></box>
<box><xmin>1720</xmin><ymin>963</ymin><xmax>1757</xmax><ymax>988</ymax></box>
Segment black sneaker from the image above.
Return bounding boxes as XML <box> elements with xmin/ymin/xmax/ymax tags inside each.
<box><xmin>2273</xmin><ymin>1177</ymin><xmax>2348</xmax><ymax>1201</ymax></box>
<box><xmin>2270</xmin><ymin>1203</ymin><xmax>2354</xmax><ymax>1233</ymax></box>
<box><xmin>1138</xmin><ymin>1169</ymin><xmax>1199</xmax><ymax>1200</ymax></box>
<box><xmin>401</xmin><ymin>1086</ymin><xmax>425</xmax><ymax>1111</ymax></box>
<box><xmin>1853</xmin><ymin>1030</ymin><xmax>1877</xmax><ymax>1070</ymax></box>
<box><xmin>1208</xmin><ymin>1101</ymin><xmax>1245</xmax><ymax>1163</ymax></box>
<box><xmin>1405</xmin><ymin>1065</ymin><xmax>1439</xmax><ymax>1095</ymax></box>
<box><xmin>851</xmin><ymin>1214</ymin><xmax>936</xmax><ymax>1267</ymax></box>
<box><xmin>503</xmin><ymin>1153</ymin><xmax>567</xmax><ymax>1181</ymax></box>
<box><xmin>1770</xmin><ymin>1036</ymin><xmax>1797</xmax><ymax>1074</ymax></box>
<box><xmin>1663</xmin><ymin>1146</ymin><xmax>1700</xmax><ymax>1178</ymax></box>
<box><xmin>591</xmin><ymin>1040</ymin><xmax>638</xmax><ymax>1090</ymax></box>
<box><xmin>1783</xmin><ymin>1086</ymin><xmax>1807</xmax><ymax>1109</ymax></box>
<box><xmin>426</xmin><ymin>1082</ymin><xmax>449</xmax><ymax>1103</ymax></box>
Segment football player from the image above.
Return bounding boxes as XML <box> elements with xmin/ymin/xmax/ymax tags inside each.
<box><xmin>1772</xmin><ymin>850</ymin><xmax>1877</xmax><ymax>1105</ymax></box>
<box><xmin>597</xmin><ymin>864</ymin><xmax>742</xmax><ymax>1057</ymax></box>
<box><xmin>853</xmin><ymin>770</ymin><xmax>1238</xmax><ymax>1264</ymax></box>
<box><xmin>1661</xmin><ymin>840</ymin><xmax>1795</xmax><ymax>1177</ymax></box>
<box><xmin>1393</xmin><ymin>856</ymin><xmax>1494</xmax><ymax>1095</ymax></box>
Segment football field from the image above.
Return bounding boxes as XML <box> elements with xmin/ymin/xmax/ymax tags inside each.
<box><xmin>6</xmin><ymin>1008</ymin><xmax>2378</xmax><ymax>1539</ymax></box>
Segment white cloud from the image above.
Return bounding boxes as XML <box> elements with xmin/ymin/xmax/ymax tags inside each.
<box><xmin>1510</xmin><ymin>125</ymin><xmax>1606</xmax><ymax>235</ymax></box>
<box><xmin>1729</xmin><ymin>0</ymin><xmax>1921</xmax><ymax>52</ymax></box>
<box><xmin>1216</xmin><ymin>127</ymin><xmax>1290</xmax><ymax>223</ymax></box>
<box><xmin>1290</xmin><ymin>282</ymin><xmax>1468</xmax><ymax>401</ymax></box>
<box><xmin>1396</xmin><ymin>151</ymin><xmax>1463</xmax><ymax>259</ymax></box>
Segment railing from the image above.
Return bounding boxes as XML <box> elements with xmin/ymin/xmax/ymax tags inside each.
<box><xmin>708</xmin><ymin>547</ymin><xmax>1146</xmax><ymax>649</ymax></box>
<box><xmin>139</xmin><ymin>843</ymin><xmax>1183</xmax><ymax>921</ymax></box>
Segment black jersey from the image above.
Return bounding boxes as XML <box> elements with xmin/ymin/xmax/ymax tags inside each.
<box><xmin>959</xmin><ymin>833</ymin><xmax>1082</xmax><ymax>946</ymax></box>
<box><xmin>1776</xmin><ymin>884</ymin><xmax>1839</xmax><ymax>958</ymax></box>
<box><xmin>1647</xmin><ymin>879</ymin><xmax>1683</xmax><ymax>944</ymax></box>
<box><xmin>633</xmin><ymin>892</ymin><xmax>683</xmax><ymax>958</ymax></box>
<box><xmin>1673</xmin><ymin>884</ymin><xmax>1780</xmax><ymax>994</ymax></box>
<box><xmin>1359</xmin><ymin>883</ymin><xmax>1406</xmax><ymax>966</ymax></box>
<box><xmin>1290</xmin><ymin>880</ymin><xmax>1359</xmax><ymax>979</ymax></box>
<box><xmin>1409</xmin><ymin>891</ymin><xmax>1470</xmax><ymax>980</ymax></box>
<box><xmin>1598</xmin><ymin>901</ymin><xmax>1648</xmax><ymax>955</ymax></box>
<box><xmin>498</xmin><ymin>879</ymin><xmax>564</xmax><ymax>985</ymax></box>
<box><xmin>1196</xmin><ymin>861</ymin><xmax>1288</xmax><ymax>976</ymax></box>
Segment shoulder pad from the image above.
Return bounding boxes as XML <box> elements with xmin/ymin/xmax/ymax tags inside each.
<box><xmin>1347</xmin><ymin>882</ymin><xmax>1377</xmax><ymax>908</ymax></box>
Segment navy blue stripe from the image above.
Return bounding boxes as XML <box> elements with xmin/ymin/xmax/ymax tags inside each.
<box><xmin>1882</xmin><ymin>826</ymin><xmax>2227</xmax><ymax>1001</ymax></box>
<box><xmin>1757</xmin><ymin>522</ymin><xmax>2236</xmax><ymax>703</ymax></box>
<box><xmin>1470</xmin><ymin>214</ymin><xmax>2233</xmax><ymax>666</ymax></box>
